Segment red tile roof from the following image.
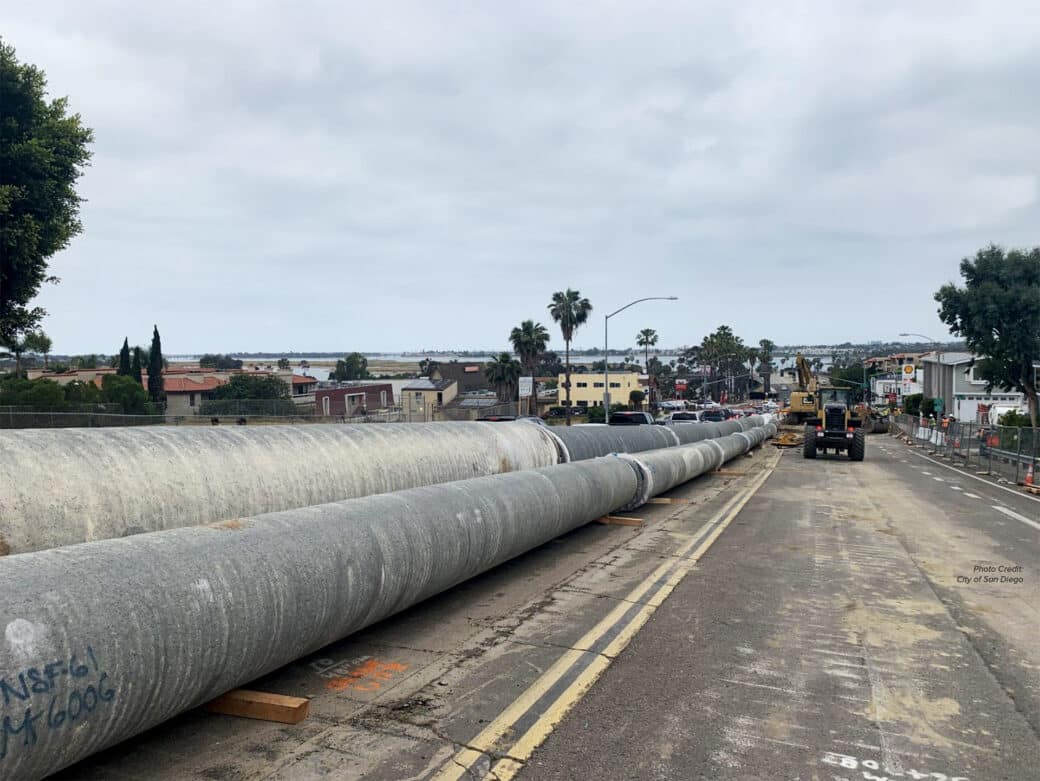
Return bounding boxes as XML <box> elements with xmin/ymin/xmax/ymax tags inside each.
<box><xmin>164</xmin><ymin>377</ymin><xmax>224</xmax><ymax>393</ymax></box>
<box><xmin>292</xmin><ymin>375</ymin><xmax>318</xmax><ymax>385</ymax></box>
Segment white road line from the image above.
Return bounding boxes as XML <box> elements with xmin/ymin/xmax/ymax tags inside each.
<box><xmin>951</xmin><ymin>486</ymin><xmax>962</xmax><ymax>491</ymax></box>
<box><xmin>933</xmin><ymin>477</ymin><xmax>945</xmax><ymax>482</ymax></box>
<box><xmin>992</xmin><ymin>505</ymin><xmax>1040</xmax><ymax>532</ymax></box>
<box><xmin>963</xmin><ymin>493</ymin><xmax>981</xmax><ymax>499</ymax></box>
<box><xmin>921</xmin><ymin>471</ymin><xmax>933</xmax><ymax>475</ymax></box>
<box><xmin>905</xmin><ymin>449</ymin><xmax>1040</xmax><ymax>505</ymax></box>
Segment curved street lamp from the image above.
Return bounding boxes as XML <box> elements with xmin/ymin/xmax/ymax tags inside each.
<box><xmin>900</xmin><ymin>332</ymin><xmax>943</xmax><ymax>411</ymax></box>
<box><xmin>604</xmin><ymin>297</ymin><xmax>678</xmax><ymax>414</ymax></box>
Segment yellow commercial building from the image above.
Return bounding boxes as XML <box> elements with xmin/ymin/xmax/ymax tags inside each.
<box><xmin>557</xmin><ymin>371</ymin><xmax>642</xmax><ymax>407</ymax></box>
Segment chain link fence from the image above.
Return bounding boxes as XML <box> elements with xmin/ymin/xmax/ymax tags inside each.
<box><xmin>0</xmin><ymin>403</ymin><xmax>405</xmax><ymax>428</ymax></box>
<box><xmin>892</xmin><ymin>414</ymin><xmax>1038</xmax><ymax>486</ymax></box>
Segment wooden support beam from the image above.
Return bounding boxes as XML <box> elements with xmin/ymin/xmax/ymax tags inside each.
<box><xmin>205</xmin><ymin>689</ymin><xmax>310</xmax><ymax>724</ymax></box>
<box><xmin>594</xmin><ymin>515</ymin><xmax>644</xmax><ymax>527</ymax></box>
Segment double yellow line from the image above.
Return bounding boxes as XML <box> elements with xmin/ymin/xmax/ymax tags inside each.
<box><xmin>431</xmin><ymin>452</ymin><xmax>779</xmax><ymax>781</ymax></box>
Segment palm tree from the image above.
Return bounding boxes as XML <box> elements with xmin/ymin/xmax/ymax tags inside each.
<box><xmin>509</xmin><ymin>320</ymin><xmax>549</xmax><ymax>415</ymax></box>
<box><xmin>484</xmin><ymin>352</ymin><xmax>522</xmax><ymax>404</ymax></box>
<box><xmin>636</xmin><ymin>328</ymin><xmax>658</xmax><ymax>371</ymax></box>
<box><xmin>758</xmin><ymin>339</ymin><xmax>775</xmax><ymax>395</ymax></box>
<box><xmin>548</xmin><ymin>289</ymin><xmax>592</xmax><ymax>424</ymax></box>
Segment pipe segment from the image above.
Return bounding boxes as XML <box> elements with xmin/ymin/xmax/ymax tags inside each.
<box><xmin>544</xmin><ymin>424</ymin><xmax>680</xmax><ymax>462</ymax></box>
<box><xmin>618</xmin><ymin>422</ymin><xmax>778</xmax><ymax>510</ymax></box>
<box><xmin>0</xmin><ymin>416</ymin><xmax>774</xmax><ymax>556</ymax></box>
<box><xmin>0</xmin><ymin>422</ymin><xmax>776</xmax><ymax>778</ymax></box>
<box><xmin>0</xmin><ymin>422</ymin><xmax>562</xmax><ymax>555</ymax></box>
<box><xmin>0</xmin><ymin>457</ymin><xmax>640</xmax><ymax>780</ymax></box>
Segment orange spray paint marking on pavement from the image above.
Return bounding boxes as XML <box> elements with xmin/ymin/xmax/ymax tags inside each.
<box><xmin>325</xmin><ymin>659</ymin><xmax>409</xmax><ymax>692</ymax></box>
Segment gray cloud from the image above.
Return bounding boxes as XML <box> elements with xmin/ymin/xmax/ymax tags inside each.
<box><xmin>6</xmin><ymin>0</ymin><xmax>1037</xmax><ymax>354</ymax></box>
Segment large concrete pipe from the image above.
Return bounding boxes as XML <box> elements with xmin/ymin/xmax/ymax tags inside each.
<box><xmin>0</xmin><ymin>457</ymin><xmax>641</xmax><ymax>780</ymax></box>
<box><xmin>546</xmin><ymin>424</ymin><xmax>680</xmax><ymax>461</ymax></box>
<box><xmin>0</xmin><ymin>422</ymin><xmax>561</xmax><ymax>555</ymax></box>
<box><xmin>666</xmin><ymin>422</ymin><xmax>720</xmax><ymax>445</ymax></box>
<box><xmin>618</xmin><ymin>422</ymin><xmax>778</xmax><ymax>510</ymax></box>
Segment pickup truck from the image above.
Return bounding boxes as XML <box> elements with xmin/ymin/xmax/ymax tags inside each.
<box><xmin>608</xmin><ymin>411</ymin><xmax>656</xmax><ymax>425</ymax></box>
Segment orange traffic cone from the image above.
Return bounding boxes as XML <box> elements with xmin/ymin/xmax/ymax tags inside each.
<box><xmin>1026</xmin><ymin>463</ymin><xmax>1034</xmax><ymax>487</ymax></box>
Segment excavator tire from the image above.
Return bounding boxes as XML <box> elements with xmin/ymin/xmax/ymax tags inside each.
<box><xmin>803</xmin><ymin>429</ymin><xmax>817</xmax><ymax>459</ymax></box>
<box><xmin>849</xmin><ymin>431</ymin><xmax>866</xmax><ymax>461</ymax></box>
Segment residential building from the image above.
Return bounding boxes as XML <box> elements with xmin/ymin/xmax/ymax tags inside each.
<box><xmin>315</xmin><ymin>383</ymin><xmax>394</xmax><ymax>416</ymax></box>
<box><xmin>430</xmin><ymin>362</ymin><xmax>490</xmax><ymax>394</ymax></box>
<box><xmin>401</xmin><ymin>378</ymin><xmax>457</xmax><ymax>422</ymax></box>
<box><xmin>164</xmin><ymin>376</ymin><xmax>224</xmax><ymax>416</ymax></box>
<box><xmin>558</xmin><ymin>371</ymin><xmax>641</xmax><ymax>408</ymax></box>
<box><xmin>921</xmin><ymin>352</ymin><xmax>1030</xmax><ymax>421</ymax></box>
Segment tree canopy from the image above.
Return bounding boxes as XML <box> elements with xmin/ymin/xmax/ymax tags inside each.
<box><xmin>211</xmin><ymin>374</ymin><xmax>290</xmax><ymax>400</ymax></box>
<box><xmin>935</xmin><ymin>244</ymin><xmax>1040</xmax><ymax>426</ymax></box>
<box><xmin>484</xmin><ymin>352</ymin><xmax>521</xmax><ymax>403</ymax></box>
<box><xmin>548</xmin><ymin>289</ymin><xmax>592</xmax><ymax>418</ymax></box>
<box><xmin>199</xmin><ymin>353</ymin><xmax>243</xmax><ymax>370</ymax></box>
<box><xmin>0</xmin><ymin>42</ymin><xmax>93</xmax><ymax>343</ymax></box>
<box><xmin>333</xmin><ymin>353</ymin><xmax>370</xmax><ymax>381</ymax></box>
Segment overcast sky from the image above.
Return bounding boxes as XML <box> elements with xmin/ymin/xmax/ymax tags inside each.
<box><xmin>6</xmin><ymin>1</ymin><xmax>1038</xmax><ymax>355</ymax></box>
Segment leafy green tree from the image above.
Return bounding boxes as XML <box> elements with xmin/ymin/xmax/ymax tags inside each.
<box><xmin>277</xmin><ymin>357</ymin><xmax>290</xmax><ymax>370</ymax></box>
<box><xmin>101</xmin><ymin>374</ymin><xmax>149</xmax><ymax>414</ymax></box>
<box><xmin>74</xmin><ymin>354</ymin><xmax>99</xmax><ymax>369</ymax></box>
<box><xmin>0</xmin><ymin>42</ymin><xmax>93</xmax><ymax>343</ymax></box>
<box><xmin>935</xmin><ymin>244</ymin><xmax>1040</xmax><ymax>426</ymax></box>
<box><xmin>629</xmin><ymin>389</ymin><xmax>645</xmax><ymax>410</ymax></box>
<box><xmin>63</xmin><ymin>379</ymin><xmax>100</xmax><ymax>405</ymax></box>
<box><xmin>0</xmin><ymin>331</ymin><xmax>32</xmax><ymax>376</ymax></box>
<box><xmin>130</xmin><ymin>346</ymin><xmax>143</xmax><ymax>385</ymax></box>
<box><xmin>211</xmin><ymin>374</ymin><xmax>290</xmax><ymax>400</ymax></box>
<box><xmin>484</xmin><ymin>352</ymin><xmax>522</xmax><ymax>403</ymax></box>
<box><xmin>333</xmin><ymin>352</ymin><xmax>370</xmax><ymax>381</ymax></box>
<box><xmin>147</xmin><ymin>325</ymin><xmax>164</xmax><ymax>402</ymax></box>
<box><xmin>636</xmin><ymin>328</ymin><xmax>658</xmax><ymax>369</ymax></box>
<box><xmin>510</xmin><ymin>320</ymin><xmax>549</xmax><ymax>414</ymax></box>
<box><xmin>699</xmin><ymin>325</ymin><xmax>749</xmax><ymax>402</ymax></box>
<box><xmin>535</xmin><ymin>351</ymin><xmax>563</xmax><ymax>377</ymax></box>
<box><xmin>23</xmin><ymin>330</ymin><xmax>51</xmax><ymax>368</ymax></box>
<box><xmin>0</xmin><ymin>376</ymin><xmax>65</xmax><ymax>406</ymax></box>
<box><xmin>117</xmin><ymin>337</ymin><xmax>131</xmax><ymax>376</ymax></box>
<box><xmin>199</xmin><ymin>353</ymin><xmax>243</xmax><ymax>370</ymax></box>
<box><xmin>548</xmin><ymin>289</ymin><xmax>592</xmax><ymax>423</ymax></box>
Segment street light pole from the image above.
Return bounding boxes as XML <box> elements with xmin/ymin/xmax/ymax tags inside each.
<box><xmin>604</xmin><ymin>297</ymin><xmax>678</xmax><ymax>417</ymax></box>
<box><xmin>900</xmin><ymin>332</ymin><xmax>943</xmax><ymax>412</ymax></box>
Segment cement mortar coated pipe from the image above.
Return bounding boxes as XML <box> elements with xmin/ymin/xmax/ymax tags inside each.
<box><xmin>618</xmin><ymin>422</ymin><xmax>778</xmax><ymax>510</ymax></box>
<box><xmin>0</xmin><ymin>457</ymin><xmax>640</xmax><ymax>780</ymax></box>
<box><xmin>0</xmin><ymin>422</ymin><xmax>561</xmax><ymax>555</ymax></box>
<box><xmin>546</xmin><ymin>424</ymin><xmax>680</xmax><ymax>462</ymax></box>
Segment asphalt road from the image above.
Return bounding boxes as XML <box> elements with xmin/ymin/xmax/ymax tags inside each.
<box><xmin>54</xmin><ymin>432</ymin><xmax>1037</xmax><ymax>780</ymax></box>
<box><xmin>521</xmin><ymin>435</ymin><xmax>1039</xmax><ymax>781</ymax></box>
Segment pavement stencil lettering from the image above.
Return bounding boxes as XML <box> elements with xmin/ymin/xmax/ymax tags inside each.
<box><xmin>822</xmin><ymin>750</ymin><xmax>969</xmax><ymax>780</ymax></box>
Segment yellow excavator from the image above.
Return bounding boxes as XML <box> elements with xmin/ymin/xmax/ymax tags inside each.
<box><xmin>787</xmin><ymin>353</ymin><xmax>819</xmax><ymax>424</ymax></box>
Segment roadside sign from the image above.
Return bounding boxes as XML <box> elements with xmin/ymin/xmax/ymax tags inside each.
<box><xmin>518</xmin><ymin>376</ymin><xmax>534</xmax><ymax>398</ymax></box>
<box><xmin>903</xmin><ymin>364</ymin><xmax>915</xmax><ymax>375</ymax></box>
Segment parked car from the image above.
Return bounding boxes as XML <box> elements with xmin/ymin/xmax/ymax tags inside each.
<box><xmin>700</xmin><ymin>408</ymin><xmax>735</xmax><ymax>422</ymax></box>
<box><xmin>609</xmin><ymin>411</ymin><xmax>656</xmax><ymax>425</ymax></box>
<box><xmin>658</xmin><ymin>411</ymin><xmax>703</xmax><ymax>424</ymax></box>
<box><xmin>543</xmin><ymin>406</ymin><xmax>586</xmax><ymax>418</ymax></box>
